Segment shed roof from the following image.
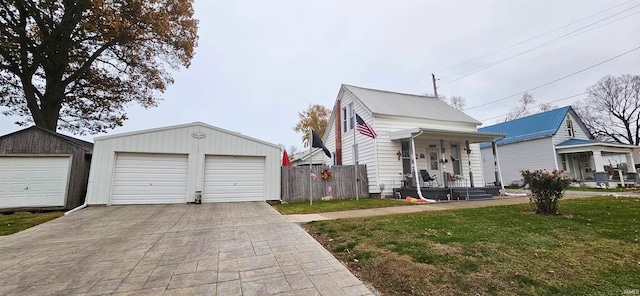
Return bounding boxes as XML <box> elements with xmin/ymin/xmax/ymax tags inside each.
<box><xmin>0</xmin><ymin>126</ymin><xmax>93</xmax><ymax>151</ymax></box>
<box><xmin>342</xmin><ymin>84</ymin><xmax>481</xmax><ymax>124</ymax></box>
<box><xmin>478</xmin><ymin>106</ymin><xmax>572</xmax><ymax>146</ymax></box>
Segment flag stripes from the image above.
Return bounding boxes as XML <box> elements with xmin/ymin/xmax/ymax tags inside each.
<box><xmin>355</xmin><ymin>114</ymin><xmax>377</xmax><ymax>139</ymax></box>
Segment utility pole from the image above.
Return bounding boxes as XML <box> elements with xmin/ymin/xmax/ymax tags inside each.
<box><xmin>432</xmin><ymin>73</ymin><xmax>439</xmax><ymax>98</ymax></box>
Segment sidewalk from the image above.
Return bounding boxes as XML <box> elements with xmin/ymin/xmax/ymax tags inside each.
<box><xmin>284</xmin><ymin>191</ymin><xmax>637</xmax><ymax>223</ymax></box>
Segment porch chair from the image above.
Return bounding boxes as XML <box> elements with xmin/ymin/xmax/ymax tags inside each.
<box><xmin>419</xmin><ymin>170</ymin><xmax>438</xmax><ymax>187</ymax></box>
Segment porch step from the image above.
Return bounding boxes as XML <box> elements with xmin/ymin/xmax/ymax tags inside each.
<box><xmin>452</xmin><ymin>189</ymin><xmax>494</xmax><ymax>201</ymax></box>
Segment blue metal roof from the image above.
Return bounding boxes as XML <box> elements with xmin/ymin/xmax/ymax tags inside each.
<box><xmin>556</xmin><ymin>138</ymin><xmax>598</xmax><ymax>146</ymax></box>
<box><xmin>478</xmin><ymin>106</ymin><xmax>571</xmax><ymax>148</ymax></box>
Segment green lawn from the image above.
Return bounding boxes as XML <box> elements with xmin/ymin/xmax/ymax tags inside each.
<box><xmin>272</xmin><ymin>198</ymin><xmax>411</xmax><ymax>215</ymax></box>
<box><xmin>305</xmin><ymin>196</ymin><xmax>640</xmax><ymax>296</ymax></box>
<box><xmin>0</xmin><ymin>212</ymin><xmax>64</xmax><ymax>236</ymax></box>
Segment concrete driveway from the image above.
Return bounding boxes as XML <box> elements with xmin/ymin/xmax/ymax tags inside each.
<box><xmin>0</xmin><ymin>202</ymin><xmax>373</xmax><ymax>296</ymax></box>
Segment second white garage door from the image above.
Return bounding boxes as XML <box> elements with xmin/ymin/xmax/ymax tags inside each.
<box><xmin>111</xmin><ymin>153</ymin><xmax>188</xmax><ymax>205</ymax></box>
<box><xmin>204</xmin><ymin>155</ymin><xmax>265</xmax><ymax>202</ymax></box>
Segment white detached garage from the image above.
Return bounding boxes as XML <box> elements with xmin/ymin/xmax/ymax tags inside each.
<box><xmin>86</xmin><ymin>122</ymin><xmax>281</xmax><ymax>205</ymax></box>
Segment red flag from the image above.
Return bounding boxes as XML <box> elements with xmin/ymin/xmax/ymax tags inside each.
<box><xmin>282</xmin><ymin>149</ymin><xmax>291</xmax><ymax>167</ymax></box>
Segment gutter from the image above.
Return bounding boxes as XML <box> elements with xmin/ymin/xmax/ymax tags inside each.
<box><xmin>65</xmin><ymin>199</ymin><xmax>88</xmax><ymax>215</ymax></box>
<box><xmin>411</xmin><ymin>129</ymin><xmax>436</xmax><ymax>203</ymax></box>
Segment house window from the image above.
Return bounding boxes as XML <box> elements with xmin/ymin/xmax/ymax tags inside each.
<box><xmin>332</xmin><ymin>152</ymin><xmax>336</xmax><ymax>165</ymax></box>
<box><xmin>567</xmin><ymin>119</ymin><xmax>574</xmax><ymax>138</ymax></box>
<box><xmin>342</xmin><ymin>103</ymin><xmax>355</xmax><ymax>133</ymax></box>
<box><xmin>451</xmin><ymin>144</ymin><xmax>461</xmax><ymax>175</ymax></box>
<box><xmin>342</xmin><ymin>107</ymin><xmax>348</xmax><ymax>133</ymax></box>
<box><xmin>402</xmin><ymin>141</ymin><xmax>411</xmax><ymax>175</ymax></box>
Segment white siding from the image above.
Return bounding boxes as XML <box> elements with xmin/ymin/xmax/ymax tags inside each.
<box><xmin>481</xmin><ymin>137</ymin><xmax>557</xmax><ymax>185</ymax></box>
<box><xmin>552</xmin><ymin>112</ymin><xmax>591</xmax><ymax>145</ymax></box>
<box><xmin>86</xmin><ymin>123</ymin><xmax>281</xmax><ymax>205</ymax></box>
<box><xmin>338</xmin><ymin>91</ymin><xmax>379</xmax><ymax>193</ymax></box>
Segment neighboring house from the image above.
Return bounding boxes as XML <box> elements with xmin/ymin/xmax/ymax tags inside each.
<box><xmin>479</xmin><ymin>106</ymin><xmax>639</xmax><ymax>187</ymax></box>
<box><xmin>321</xmin><ymin>84</ymin><xmax>505</xmax><ymax>198</ymax></box>
<box><xmin>0</xmin><ymin>126</ymin><xmax>93</xmax><ymax>211</ymax></box>
<box><xmin>289</xmin><ymin>149</ymin><xmax>325</xmax><ymax>166</ymax></box>
<box><xmin>85</xmin><ymin>122</ymin><xmax>281</xmax><ymax>205</ymax></box>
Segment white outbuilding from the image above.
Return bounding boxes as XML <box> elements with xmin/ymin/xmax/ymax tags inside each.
<box><xmin>85</xmin><ymin>122</ymin><xmax>281</xmax><ymax>205</ymax></box>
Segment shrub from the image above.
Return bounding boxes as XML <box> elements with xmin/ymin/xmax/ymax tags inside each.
<box><xmin>521</xmin><ymin>169</ymin><xmax>574</xmax><ymax>214</ymax></box>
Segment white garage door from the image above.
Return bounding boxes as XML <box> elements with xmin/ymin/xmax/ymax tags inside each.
<box><xmin>0</xmin><ymin>156</ymin><xmax>70</xmax><ymax>208</ymax></box>
<box><xmin>204</xmin><ymin>155</ymin><xmax>265</xmax><ymax>202</ymax></box>
<box><xmin>111</xmin><ymin>153</ymin><xmax>188</xmax><ymax>205</ymax></box>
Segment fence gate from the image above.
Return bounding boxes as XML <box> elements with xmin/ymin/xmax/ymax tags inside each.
<box><xmin>281</xmin><ymin>165</ymin><xmax>368</xmax><ymax>202</ymax></box>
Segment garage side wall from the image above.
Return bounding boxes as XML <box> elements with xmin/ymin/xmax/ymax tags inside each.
<box><xmin>86</xmin><ymin>124</ymin><xmax>280</xmax><ymax>205</ymax></box>
<box><xmin>0</xmin><ymin>128</ymin><xmax>91</xmax><ymax>210</ymax></box>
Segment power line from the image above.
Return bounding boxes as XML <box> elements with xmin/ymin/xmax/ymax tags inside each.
<box><xmin>435</xmin><ymin>0</ymin><xmax>636</xmax><ymax>74</ymax></box>
<box><xmin>466</xmin><ymin>45</ymin><xmax>640</xmax><ymax>111</ymax></box>
<box><xmin>479</xmin><ymin>92</ymin><xmax>588</xmax><ymax>123</ymax></box>
<box><xmin>438</xmin><ymin>3</ymin><xmax>640</xmax><ymax>86</ymax></box>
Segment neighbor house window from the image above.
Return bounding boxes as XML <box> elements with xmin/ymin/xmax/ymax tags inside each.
<box><xmin>567</xmin><ymin>119</ymin><xmax>574</xmax><ymax>138</ymax></box>
<box><xmin>561</xmin><ymin>154</ymin><xmax>567</xmax><ymax>171</ymax></box>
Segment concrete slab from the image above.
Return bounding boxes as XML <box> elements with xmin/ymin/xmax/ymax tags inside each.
<box><xmin>0</xmin><ymin>202</ymin><xmax>373</xmax><ymax>295</ymax></box>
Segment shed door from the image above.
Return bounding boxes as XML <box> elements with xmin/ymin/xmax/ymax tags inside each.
<box><xmin>203</xmin><ymin>155</ymin><xmax>265</xmax><ymax>202</ymax></box>
<box><xmin>111</xmin><ymin>153</ymin><xmax>188</xmax><ymax>205</ymax></box>
<box><xmin>0</xmin><ymin>156</ymin><xmax>70</xmax><ymax>208</ymax></box>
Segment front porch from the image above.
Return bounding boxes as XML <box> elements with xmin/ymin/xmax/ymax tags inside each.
<box><xmin>556</xmin><ymin>140</ymin><xmax>639</xmax><ymax>188</ymax></box>
<box><xmin>393</xmin><ymin>186</ymin><xmax>502</xmax><ymax>201</ymax></box>
<box><xmin>388</xmin><ymin>127</ymin><xmax>506</xmax><ymax>200</ymax></box>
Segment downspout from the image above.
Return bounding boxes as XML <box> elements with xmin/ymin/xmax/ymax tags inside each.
<box><xmin>65</xmin><ymin>199</ymin><xmax>87</xmax><ymax>215</ymax></box>
<box><xmin>411</xmin><ymin>130</ymin><xmax>435</xmax><ymax>202</ymax></box>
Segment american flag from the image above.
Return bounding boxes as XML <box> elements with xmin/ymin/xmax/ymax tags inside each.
<box><xmin>355</xmin><ymin>114</ymin><xmax>377</xmax><ymax>139</ymax></box>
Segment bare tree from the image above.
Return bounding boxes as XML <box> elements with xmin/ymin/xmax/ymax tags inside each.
<box><xmin>502</xmin><ymin>92</ymin><xmax>536</xmax><ymax>122</ymax></box>
<box><xmin>537</xmin><ymin>102</ymin><xmax>556</xmax><ymax>112</ymax></box>
<box><xmin>573</xmin><ymin>74</ymin><xmax>640</xmax><ymax>145</ymax></box>
<box><xmin>288</xmin><ymin>146</ymin><xmax>299</xmax><ymax>158</ymax></box>
<box><xmin>437</xmin><ymin>95</ymin><xmax>466</xmax><ymax>111</ymax></box>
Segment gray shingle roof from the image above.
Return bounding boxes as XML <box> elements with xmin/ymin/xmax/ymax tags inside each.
<box><xmin>342</xmin><ymin>84</ymin><xmax>481</xmax><ymax>124</ymax></box>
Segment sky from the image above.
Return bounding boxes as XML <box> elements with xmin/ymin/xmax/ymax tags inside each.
<box><xmin>1</xmin><ymin>0</ymin><xmax>639</xmax><ymax>151</ymax></box>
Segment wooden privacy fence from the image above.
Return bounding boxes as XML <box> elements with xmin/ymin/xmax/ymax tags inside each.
<box><xmin>281</xmin><ymin>165</ymin><xmax>368</xmax><ymax>202</ymax></box>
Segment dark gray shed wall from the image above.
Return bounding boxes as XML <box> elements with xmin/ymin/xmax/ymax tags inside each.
<box><xmin>0</xmin><ymin>127</ymin><xmax>93</xmax><ymax>210</ymax></box>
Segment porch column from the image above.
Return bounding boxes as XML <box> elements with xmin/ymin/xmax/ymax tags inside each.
<box><xmin>625</xmin><ymin>150</ymin><xmax>636</xmax><ymax>172</ymax></box>
<box><xmin>592</xmin><ymin>149</ymin><xmax>609</xmax><ymax>187</ymax></box>
<box><xmin>492</xmin><ymin>141</ymin><xmax>500</xmax><ymax>186</ymax></box>
<box><xmin>440</xmin><ymin>139</ymin><xmax>447</xmax><ymax>188</ymax></box>
<box><xmin>592</xmin><ymin>149</ymin><xmax>605</xmax><ymax>172</ymax></box>
<box><xmin>466</xmin><ymin>140</ymin><xmax>474</xmax><ymax>187</ymax></box>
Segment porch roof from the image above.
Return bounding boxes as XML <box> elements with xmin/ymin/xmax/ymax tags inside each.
<box><xmin>390</xmin><ymin>127</ymin><xmax>506</xmax><ymax>143</ymax></box>
<box><xmin>555</xmin><ymin>138</ymin><xmax>638</xmax><ymax>153</ymax></box>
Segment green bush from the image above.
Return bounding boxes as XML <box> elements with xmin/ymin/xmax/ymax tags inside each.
<box><xmin>521</xmin><ymin>169</ymin><xmax>574</xmax><ymax>214</ymax></box>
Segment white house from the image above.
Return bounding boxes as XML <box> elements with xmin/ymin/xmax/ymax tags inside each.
<box><xmin>321</xmin><ymin>84</ymin><xmax>505</xmax><ymax>198</ymax></box>
<box><xmin>479</xmin><ymin>106</ymin><xmax>639</xmax><ymax>187</ymax></box>
<box><xmin>290</xmin><ymin>149</ymin><xmax>325</xmax><ymax>166</ymax></box>
<box><xmin>85</xmin><ymin>122</ymin><xmax>281</xmax><ymax>205</ymax></box>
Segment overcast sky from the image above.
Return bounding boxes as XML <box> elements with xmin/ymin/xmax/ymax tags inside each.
<box><xmin>1</xmin><ymin>0</ymin><xmax>639</xmax><ymax>150</ymax></box>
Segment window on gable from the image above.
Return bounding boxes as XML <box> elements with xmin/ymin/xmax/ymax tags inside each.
<box><xmin>567</xmin><ymin>119</ymin><xmax>574</xmax><ymax>138</ymax></box>
<box><xmin>348</xmin><ymin>103</ymin><xmax>355</xmax><ymax>130</ymax></box>
<box><xmin>343</xmin><ymin>103</ymin><xmax>355</xmax><ymax>133</ymax></box>
<box><xmin>342</xmin><ymin>107</ymin><xmax>347</xmax><ymax>133</ymax></box>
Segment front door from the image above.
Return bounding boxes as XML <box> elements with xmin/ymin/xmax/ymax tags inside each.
<box><xmin>428</xmin><ymin>149</ymin><xmax>440</xmax><ymax>186</ymax></box>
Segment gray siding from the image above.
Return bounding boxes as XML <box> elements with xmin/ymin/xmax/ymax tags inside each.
<box><xmin>0</xmin><ymin>127</ymin><xmax>92</xmax><ymax>210</ymax></box>
<box><xmin>482</xmin><ymin>137</ymin><xmax>557</xmax><ymax>185</ymax></box>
